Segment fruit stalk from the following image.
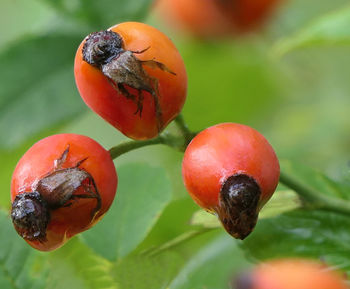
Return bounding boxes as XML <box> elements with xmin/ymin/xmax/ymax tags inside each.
<box><xmin>279</xmin><ymin>171</ymin><xmax>350</xmax><ymax>216</ymax></box>
<box><xmin>109</xmin><ymin>114</ymin><xmax>350</xmax><ymax>217</ymax></box>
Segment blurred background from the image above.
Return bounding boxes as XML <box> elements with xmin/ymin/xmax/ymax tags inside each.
<box><xmin>0</xmin><ymin>0</ymin><xmax>350</xmax><ymax>288</ymax></box>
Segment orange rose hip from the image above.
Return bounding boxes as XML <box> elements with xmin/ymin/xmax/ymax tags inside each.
<box><xmin>74</xmin><ymin>22</ymin><xmax>187</xmax><ymax>140</ymax></box>
<box><xmin>234</xmin><ymin>259</ymin><xmax>348</xmax><ymax>289</ymax></box>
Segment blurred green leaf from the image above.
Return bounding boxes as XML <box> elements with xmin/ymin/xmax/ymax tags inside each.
<box><xmin>0</xmin><ymin>34</ymin><xmax>86</xmax><ymax>149</ymax></box>
<box><xmin>0</xmin><ymin>209</ymin><xmax>47</xmax><ymax>289</ymax></box>
<box><xmin>137</xmin><ymin>198</ymin><xmax>203</xmax><ymax>252</ymax></box>
<box><xmin>0</xmin><ymin>0</ymin><xmax>55</xmax><ymax>47</ymax></box>
<box><xmin>111</xmin><ymin>226</ymin><xmax>222</xmax><ymax>289</ymax></box>
<box><xmin>112</xmin><ymin>252</ymin><xmax>182</xmax><ymax>289</ymax></box>
<box><xmin>265</xmin><ymin>47</ymin><xmax>350</xmax><ymax>169</ymax></box>
<box><xmin>242</xmin><ymin>209</ymin><xmax>350</xmax><ymax>275</ymax></box>
<box><xmin>274</xmin><ymin>5</ymin><xmax>350</xmax><ymax>56</ymax></box>
<box><xmin>40</xmin><ymin>0</ymin><xmax>153</xmax><ymax>29</ymax></box>
<box><xmin>169</xmin><ymin>235</ymin><xmax>250</xmax><ymax>289</ymax></box>
<box><xmin>280</xmin><ymin>160</ymin><xmax>350</xmax><ymax>200</ymax></box>
<box><xmin>0</xmin><ymin>149</ymin><xmax>25</xmax><ymax>209</ymax></box>
<box><xmin>81</xmin><ymin>163</ymin><xmax>172</xmax><ymax>261</ymax></box>
<box><xmin>181</xmin><ymin>41</ymin><xmax>284</xmax><ymax>132</ymax></box>
<box><xmin>46</xmin><ymin>238</ymin><xmax>116</xmax><ymax>289</ymax></box>
<box><xmin>267</xmin><ymin>0</ymin><xmax>350</xmax><ymax>38</ymax></box>
<box><xmin>143</xmin><ymin>229</ymin><xmax>214</xmax><ymax>258</ymax></box>
<box><xmin>260</xmin><ymin>189</ymin><xmax>301</xmax><ymax>218</ymax></box>
<box><xmin>190</xmin><ymin>211</ymin><xmax>220</xmax><ymax>229</ymax></box>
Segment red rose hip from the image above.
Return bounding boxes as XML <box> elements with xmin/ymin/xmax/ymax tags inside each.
<box><xmin>11</xmin><ymin>134</ymin><xmax>118</xmax><ymax>251</ymax></box>
<box><xmin>182</xmin><ymin>123</ymin><xmax>279</xmax><ymax>239</ymax></box>
<box><xmin>234</xmin><ymin>259</ymin><xmax>347</xmax><ymax>289</ymax></box>
<box><xmin>155</xmin><ymin>0</ymin><xmax>280</xmax><ymax>38</ymax></box>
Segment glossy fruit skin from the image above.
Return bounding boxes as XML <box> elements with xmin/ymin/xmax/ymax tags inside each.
<box><xmin>155</xmin><ymin>0</ymin><xmax>280</xmax><ymax>38</ymax></box>
<box><xmin>11</xmin><ymin>134</ymin><xmax>117</xmax><ymax>251</ymax></box>
<box><xmin>74</xmin><ymin>22</ymin><xmax>187</xmax><ymax>140</ymax></box>
<box><xmin>234</xmin><ymin>259</ymin><xmax>348</xmax><ymax>289</ymax></box>
<box><xmin>182</xmin><ymin>123</ymin><xmax>279</xmax><ymax>238</ymax></box>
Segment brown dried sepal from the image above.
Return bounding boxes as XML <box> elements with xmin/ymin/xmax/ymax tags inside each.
<box><xmin>215</xmin><ymin>174</ymin><xmax>261</xmax><ymax>240</ymax></box>
<box><xmin>11</xmin><ymin>191</ymin><xmax>50</xmax><ymax>242</ymax></box>
<box><xmin>82</xmin><ymin>30</ymin><xmax>176</xmax><ymax>132</ymax></box>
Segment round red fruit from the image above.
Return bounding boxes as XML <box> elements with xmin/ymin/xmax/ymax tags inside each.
<box><xmin>234</xmin><ymin>258</ymin><xmax>347</xmax><ymax>289</ymax></box>
<box><xmin>182</xmin><ymin>123</ymin><xmax>279</xmax><ymax>239</ymax></box>
<box><xmin>74</xmin><ymin>22</ymin><xmax>187</xmax><ymax>140</ymax></box>
<box><xmin>155</xmin><ymin>0</ymin><xmax>280</xmax><ymax>38</ymax></box>
<box><xmin>11</xmin><ymin>134</ymin><xmax>117</xmax><ymax>251</ymax></box>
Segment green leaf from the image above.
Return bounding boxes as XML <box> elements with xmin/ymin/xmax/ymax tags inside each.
<box><xmin>274</xmin><ymin>5</ymin><xmax>350</xmax><ymax>56</ymax></box>
<box><xmin>111</xmin><ymin>226</ymin><xmax>222</xmax><ymax>289</ymax></box>
<box><xmin>169</xmin><ymin>235</ymin><xmax>250</xmax><ymax>289</ymax></box>
<box><xmin>0</xmin><ymin>209</ymin><xmax>47</xmax><ymax>289</ymax></box>
<box><xmin>112</xmin><ymin>252</ymin><xmax>183</xmax><ymax>289</ymax></box>
<box><xmin>181</xmin><ymin>41</ymin><xmax>284</xmax><ymax>132</ymax></box>
<box><xmin>41</xmin><ymin>0</ymin><xmax>153</xmax><ymax>29</ymax></box>
<box><xmin>0</xmin><ymin>34</ymin><xmax>86</xmax><ymax>149</ymax></box>
<box><xmin>190</xmin><ymin>211</ymin><xmax>220</xmax><ymax>229</ymax></box>
<box><xmin>0</xmin><ymin>0</ymin><xmax>55</xmax><ymax>47</ymax></box>
<box><xmin>81</xmin><ymin>163</ymin><xmax>172</xmax><ymax>261</ymax></box>
<box><xmin>259</xmin><ymin>189</ymin><xmax>301</xmax><ymax>218</ymax></box>
<box><xmin>242</xmin><ymin>209</ymin><xmax>350</xmax><ymax>275</ymax></box>
<box><xmin>46</xmin><ymin>238</ymin><xmax>116</xmax><ymax>289</ymax></box>
<box><xmin>280</xmin><ymin>160</ymin><xmax>350</xmax><ymax>201</ymax></box>
<box><xmin>136</xmin><ymin>198</ymin><xmax>204</xmax><ymax>252</ymax></box>
<box><xmin>143</xmin><ymin>229</ymin><xmax>214</xmax><ymax>258</ymax></box>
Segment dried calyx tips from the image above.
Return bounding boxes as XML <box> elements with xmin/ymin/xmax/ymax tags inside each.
<box><xmin>216</xmin><ymin>174</ymin><xmax>261</xmax><ymax>240</ymax></box>
<box><xmin>11</xmin><ymin>191</ymin><xmax>50</xmax><ymax>241</ymax></box>
<box><xmin>82</xmin><ymin>30</ymin><xmax>124</xmax><ymax>67</ymax></box>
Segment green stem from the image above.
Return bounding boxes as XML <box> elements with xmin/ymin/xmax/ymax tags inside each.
<box><xmin>109</xmin><ymin>136</ymin><xmax>165</xmax><ymax>159</ymax></box>
<box><xmin>279</xmin><ymin>171</ymin><xmax>350</xmax><ymax>216</ymax></box>
<box><xmin>109</xmin><ymin>115</ymin><xmax>350</xmax><ymax>217</ymax></box>
<box><xmin>108</xmin><ymin>132</ymin><xmax>189</xmax><ymax>159</ymax></box>
<box><xmin>173</xmin><ymin>114</ymin><xmax>194</xmax><ymax>144</ymax></box>
<box><xmin>109</xmin><ymin>114</ymin><xmax>196</xmax><ymax>159</ymax></box>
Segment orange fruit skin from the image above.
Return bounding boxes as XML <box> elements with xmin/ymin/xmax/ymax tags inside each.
<box><xmin>11</xmin><ymin>134</ymin><xmax>117</xmax><ymax>251</ymax></box>
<box><xmin>182</xmin><ymin>123</ymin><xmax>280</xmax><ymax>211</ymax></box>
<box><xmin>155</xmin><ymin>0</ymin><xmax>281</xmax><ymax>38</ymax></box>
<box><xmin>250</xmin><ymin>259</ymin><xmax>348</xmax><ymax>289</ymax></box>
<box><xmin>74</xmin><ymin>22</ymin><xmax>187</xmax><ymax>140</ymax></box>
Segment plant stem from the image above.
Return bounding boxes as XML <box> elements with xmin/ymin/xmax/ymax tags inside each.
<box><xmin>109</xmin><ymin>115</ymin><xmax>350</xmax><ymax>216</ymax></box>
<box><xmin>109</xmin><ymin>136</ymin><xmax>165</xmax><ymax>159</ymax></box>
<box><xmin>279</xmin><ymin>171</ymin><xmax>350</xmax><ymax>216</ymax></box>
<box><xmin>108</xmin><ymin>131</ymin><xmax>189</xmax><ymax>159</ymax></box>
<box><xmin>173</xmin><ymin>114</ymin><xmax>195</xmax><ymax>146</ymax></box>
<box><xmin>109</xmin><ymin>114</ymin><xmax>196</xmax><ymax>159</ymax></box>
